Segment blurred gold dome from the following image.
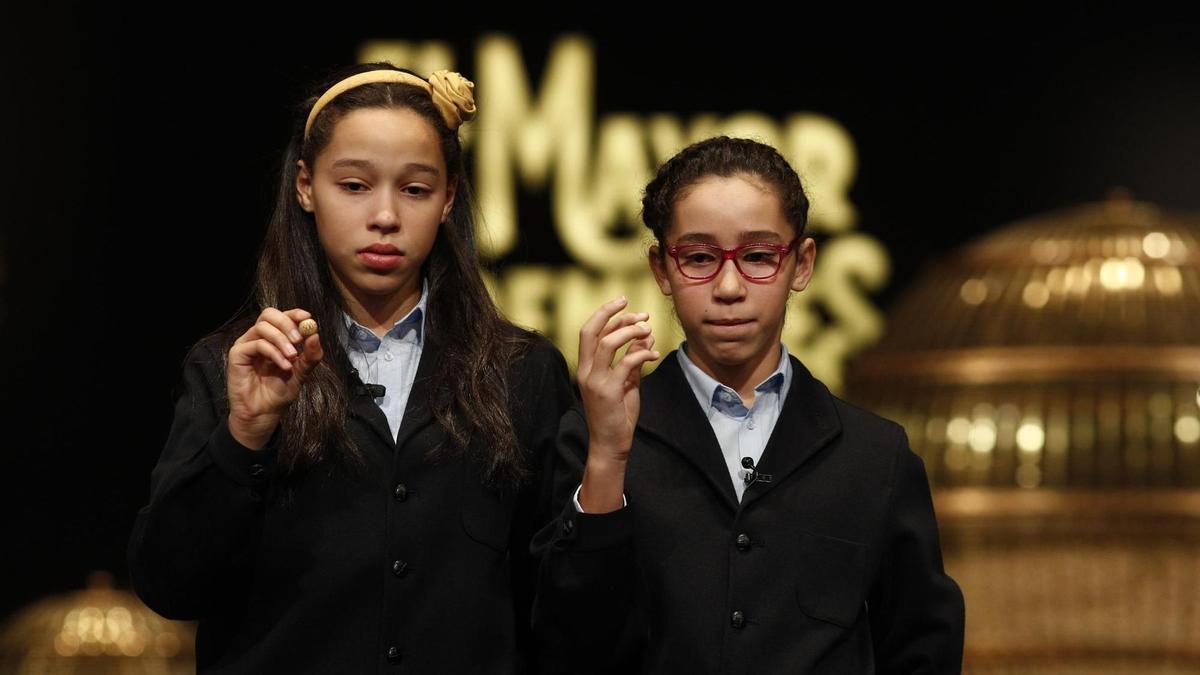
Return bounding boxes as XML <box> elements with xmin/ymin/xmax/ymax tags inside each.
<box><xmin>0</xmin><ymin>573</ymin><xmax>194</xmax><ymax>675</ymax></box>
<box><xmin>847</xmin><ymin>196</ymin><xmax>1200</xmax><ymax>488</ymax></box>
<box><xmin>846</xmin><ymin>197</ymin><xmax>1200</xmax><ymax>674</ymax></box>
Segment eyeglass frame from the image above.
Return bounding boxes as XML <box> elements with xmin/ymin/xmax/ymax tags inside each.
<box><xmin>664</xmin><ymin>237</ymin><xmax>802</xmax><ymax>282</ymax></box>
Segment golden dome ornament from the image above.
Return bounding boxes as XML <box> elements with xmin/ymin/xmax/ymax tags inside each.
<box><xmin>844</xmin><ymin>197</ymin><xmax>1200</xmax><ymax>672</ymax></box>
<box><xmin>0</xmin><ymin>572</ymin><xmax>195</xmax><ymax>674</ymax></box>
<box><xmin>846</xmin><ymin>198</ymin><xmax>1200</xmax><ymax>489</ymax></box>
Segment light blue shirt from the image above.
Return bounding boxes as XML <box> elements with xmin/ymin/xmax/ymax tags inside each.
<box><xmin>340</xmin><ymin>280</ymin><xmax>428</xmax><ymax>440</ymax></box>
<box><xmin>677</xmin><ymin>343</ymin><xmax>793</xmax><ymax>501</ymax></box>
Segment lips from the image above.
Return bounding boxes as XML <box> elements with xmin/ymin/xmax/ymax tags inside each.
<box><xmin>705</xmin><ymin>318</ymin><xmax>755</xmax><ymax>338</ymax></box>
<box><xmin>361</xmin><ymin>243</ymin><xmax>401</xmax><ymax>255</ymax></box>
<box><xmin>357</xmin><ymin>243</ymin><xmax>404</xmax><ymax>271</ymax></box>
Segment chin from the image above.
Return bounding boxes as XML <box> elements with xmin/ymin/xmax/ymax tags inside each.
<box><xmin>716</xmin><ymin>347</ymin><xmax>757</xmax><ymax>367</ymax></box>
<box><xmin>693</xmin><ymin>340</ymin><xmax>747</xmax><ymax>365</ymax></box>
<box><xmin>357</xmin><ymin>269</ymin><xmax>414</xmax><ymax>290</ymax></box>
<box><xmin>718</xmin><ymin>339</ymin><xmax>779</xmax><ymax>367</ymax></box>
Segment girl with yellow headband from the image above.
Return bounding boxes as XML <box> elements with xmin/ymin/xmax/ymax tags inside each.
<box><xmin>129</xmin><ymin>63</ymin><xmax>573</xmax><ymax>673</ymax></box>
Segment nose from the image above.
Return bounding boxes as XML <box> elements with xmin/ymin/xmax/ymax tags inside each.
<box><xmin>712</xmin><ymin>257</ymin><xmax>746</xmax><ymax>302</ymax></box>
<box><xmin>368</xmin><ymin>193</ymin><xmax>399</xmax><ymax>233</ymax></box>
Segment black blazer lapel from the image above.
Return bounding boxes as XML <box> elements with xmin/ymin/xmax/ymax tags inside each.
<box><xmin>393</xmin><ymin>334</ymin><xmax>443</xmax><ymax>451</ymax></box>
<box><xmin>345</xmin><ymin>367</ymin><xmax>397</xmax><ymax>451</ymax></box>
<box><xmin>342</xmin><ymin>335</ymin><xmax>444</xmax><ymax>452</ymax></box>
<box><xmin>740</xmin><ymin>356</ymin><xmax>841</xmax><ymax>509</ymax></box>
<box><xmin>637</xmin><ymin>351</ymin><xmax>739</xmax><ymax>511</ymax></box>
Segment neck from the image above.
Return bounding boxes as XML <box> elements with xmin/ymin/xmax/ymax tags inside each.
<box><xmin>686</xmin><ymin>342</ymin><xmax>781</xmax><ymax>407</ymax></box>
<box><xmin>336</xmin><ymin>276</ymin><xmax>422</xmax><ymax>338</ymax></box>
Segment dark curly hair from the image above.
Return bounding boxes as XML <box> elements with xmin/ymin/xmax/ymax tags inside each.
<box><xmin>641</xmin><ymin>136</ymin><xmax>810</xmax><ymax>249</ymax></box>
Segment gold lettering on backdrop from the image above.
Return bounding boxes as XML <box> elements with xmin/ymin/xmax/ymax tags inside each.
<box><xmin>784</xmin><ymin>235</ymin><xmax>889</xmax><ymax>392</ymax></box>
<box><xmin>474</xmin><ymin>35</ymin><xmax>597</xmax><ymax>260</ymax></box>
<box><xmin>358</xmin><ymin>37</ymin><xmax>887</xmax><ymax>391</ymax></box>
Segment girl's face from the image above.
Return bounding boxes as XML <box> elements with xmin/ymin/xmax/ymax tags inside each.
<box><xmin>296</xmin><ymin>107</ymin><xmax>455</xmax><ymax>307</ymax></box>
<box><xmin>649</xmin><ymin>173</ymin><xmax>815</xmax><ymax>378</ymax></box>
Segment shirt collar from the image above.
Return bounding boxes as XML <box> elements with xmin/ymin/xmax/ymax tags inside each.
<box><xmin>677</xmin><ymin>342</ymin><xmax>791</xmax><ymax>418</ymax></box>
<box><xmin>340</xmin><ymin>278</ymin><xmax>428</xmax><ymax>353</ymax></box>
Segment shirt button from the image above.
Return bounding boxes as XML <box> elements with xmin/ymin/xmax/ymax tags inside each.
<box><xmin>383</xmin><ymin>352</ymin><xmax>394</xmax><ymax>362</ymax></box>
<box><xmin>393</xmin><ymin>483</ymin><xmax>409</xmax><ymax>502</ymax></box>
<box><xmin>391</xmin><ymin>560</ymin><xmax>408</xmax><ymax>577</ymax></box>
<box><xmin>248</xmin><ymin>463</ymin><xmax>265</xmax><ymax>478</ymax></box>
<box><xmin>747</xmin><ymin>418</ymin><xmax>756</xmax><ymax>430</ymax></box>
<box><xmin>735</xmin><ymin>533</ymin><xmax>751</xmax><ymax>551</ymax></box>
<box><xmin>386</xmin><ymin>646</ymin><xmax>401</xmax><ymax>663</ymax></box>
<box><xmin>731</xmin><ymin>610</ymin><xmax>746</xmax><ymax>629</ymax></box>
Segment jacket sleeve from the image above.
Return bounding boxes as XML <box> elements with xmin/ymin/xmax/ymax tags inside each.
<box><xmin>869</xmin><ymin>428</ymin><xmax>966</xmax><ymax>674</ymax></box>
<box><xmin>127</xmin><ymin>340</ymin><xmax>277</xmax><ymax>620</ymax></box>
<box><xmin>499</xmin><ymin>337</ymin><xmax>582</xmax><ymax>671</ymax></box>
<box><xmin>530</xmin><ymin>404</ymin><xmax>641</xmax><ymax>673</ymax></box>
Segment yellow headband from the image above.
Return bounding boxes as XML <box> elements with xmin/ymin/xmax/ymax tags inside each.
<box><xmin>303</xmin><ymin>69</ymin><xmax>476</xmax><ymax>139</ymax></box>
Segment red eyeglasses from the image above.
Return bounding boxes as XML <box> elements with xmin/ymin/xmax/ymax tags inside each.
<box><xmin>666</xmin><ymin>239</ymin><xmax>799</xmax><ymax>282</ymax></box>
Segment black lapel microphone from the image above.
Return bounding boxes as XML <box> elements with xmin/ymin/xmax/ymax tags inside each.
<box><xmin>356</xmin><ymin>383</ymin><xmax>387</xmax><ymax>398</ymax></box>
<box><xmin>741</xmin><ymin>457</ymin><xmax>773</xmax><ymax>486</ymax></box>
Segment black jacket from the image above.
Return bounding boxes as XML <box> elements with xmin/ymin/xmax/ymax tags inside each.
<box><xmin>130</xmin><ymin>330</ymin><xmax>574</xmax><ymax>673</ymax></box>
<box><xmin>533</xmin><ymin>351</ymin><xmax>964</xmax><ymax>674</ymax></box>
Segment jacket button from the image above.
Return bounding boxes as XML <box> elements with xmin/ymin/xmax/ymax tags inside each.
<box><xmin>735</xmin><ymin>533</ymin><xmax>751</xmax><ymax>551</ymax></box>
<box><xmin>731</xmin><ymin>610</ymin><xmax>746</xmax><ymax>629</ymax></box>
<box><xmin>386</xmin><ymin>646</ymin><xmax>401</xmax><ymax>663</ymax></box>
<box><xmin>391</xmin><ymin>559</ymin><xmax>408</xmax><ymax>577</ymax></box>
<box><xmin>562</xmin><ymin>518</ymin><xmax>575</xmax><ymax>536</ymax></box>
<box><xmin>393</xmin><ymin>483</ymin><xmax>409</xmax><ymax>502</ymax></box>
<box><xmin>248</xmin><ymin>463</ymin><xmax>265</xmax><ymax>478</ymax></box>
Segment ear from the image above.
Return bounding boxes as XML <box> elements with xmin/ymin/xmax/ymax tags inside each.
<box><xmin>440</xmin><ymin>176</ymin><xmax>459</xmax><ymax>222</ymax></box>
<box><xmin>648</xmin><ymin>245</ymin><xmax>673</xmax><ymax>296</ymax></box>
<box><xmin>295</xmin><ymin>160</ymin><xmax>315</xmax><ymax>213</ymax></box>
<box><xmin>789</xmin><ymin>237</ymin><xmax>816</xmax><ymax>292</ymax></box>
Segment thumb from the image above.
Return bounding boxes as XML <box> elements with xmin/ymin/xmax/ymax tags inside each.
<box><xmin>624</xmin><ymin>335</ymin><xmax>656</xmax><ymax>387</ymax></box>
<box><xmin>294</xmin><ymin>334</ymin><xmax>325</xmax><ymax>379</ymax></box>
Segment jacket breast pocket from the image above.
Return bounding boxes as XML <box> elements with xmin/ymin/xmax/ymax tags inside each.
<box><xmin>459</xmin><ymin>470</ymin><xmax>514</xmax><ymax>554</ymax></box>
<box><xmin>795</xmin><ymin>530</ymin><xmax>868</xmax><ymax>628</ymax></box>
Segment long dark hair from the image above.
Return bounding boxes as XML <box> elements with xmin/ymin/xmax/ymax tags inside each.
<box><xmin>220</xmin><ymin>63</ymin><xmax>532</xmax><ymax>485</ymax></box>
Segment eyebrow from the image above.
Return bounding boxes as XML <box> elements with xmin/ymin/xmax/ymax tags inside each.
<box><xmin>674</xmin><ymin>232</ymin><xmax>717</xmax><ymax>244</ymax></box>
<box><xmin>329</xmin><ymin>159</ymin><xmax>441</xmax><ymax>176</ymax></box>
<box><xmin>738</xmin><ymin>230</ymin><xmax>785</xmax><ymax>243</ymax></box>
<box><xmin>673</xmin><ymin>230</ymin><xmax>786</xmax><ymax>245</ymax></box>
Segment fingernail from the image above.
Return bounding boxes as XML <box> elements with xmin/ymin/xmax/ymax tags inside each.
<box><xmin>285</xmin><ymin>343</ymin><xmax>298</xmax><ymax>357</ymax></box>
<box><xmin>289</xmin><ymin>330</ymin><xmax>302</xmax><ymax>342</ymax></box>
<box><xmin>636</xmin><ymin>321</ymin><xmax>650</xmax><ymax>331</ymax></box>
